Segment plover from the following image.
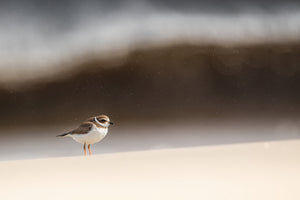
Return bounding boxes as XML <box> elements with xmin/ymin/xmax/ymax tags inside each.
<box><xmin>57</xmin><ymin>115</ymin><xmax>113</xmax><ymax>156</ymax></box>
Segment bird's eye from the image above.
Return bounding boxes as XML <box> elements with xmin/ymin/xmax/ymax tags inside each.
<box><xmin>100</xmin><ymin>119</ymin><xmax>106</xmax><ymax>123</ymax></box>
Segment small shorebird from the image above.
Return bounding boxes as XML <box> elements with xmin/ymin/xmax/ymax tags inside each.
<box><xmin>57</xmin><ymin>115</ymin><xmax>113</xmax><ymax>156</ymax></box>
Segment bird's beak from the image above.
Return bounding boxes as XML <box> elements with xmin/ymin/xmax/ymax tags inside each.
<box><xmin>109</xmin><ymin>121</ymin><xmax>114</xmax><ymax>125</ymax></box>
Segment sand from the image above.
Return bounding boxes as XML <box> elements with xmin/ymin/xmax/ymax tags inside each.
<box><xmin>1</xmin><ymin>139</ymin><xmax>300</xmax><ymax>200</ymax></box>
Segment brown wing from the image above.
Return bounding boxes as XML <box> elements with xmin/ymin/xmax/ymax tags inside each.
<box><xmin>69</xmin><ymin>122</ymin><xmax>94</xmax><ymax>135</ymax></box>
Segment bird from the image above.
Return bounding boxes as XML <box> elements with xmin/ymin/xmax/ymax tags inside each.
<box><xmin>57</xmin><ymin>115</ymin><xmax>113</xmax><ymax>156</ymax></box>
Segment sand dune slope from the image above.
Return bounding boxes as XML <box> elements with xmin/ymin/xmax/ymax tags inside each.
<box><xmin>1</xmin><ymin>140</ymin><xmax>300</xmax><ymax>200</ymax></box>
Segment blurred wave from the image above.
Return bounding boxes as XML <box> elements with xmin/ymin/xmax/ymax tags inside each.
<box><xmin>1</xmin><ymin>0</ymin><xmax>300</xmax><ymax>129</ymax></box>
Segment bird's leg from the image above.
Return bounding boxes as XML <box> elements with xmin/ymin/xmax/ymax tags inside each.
<box><xmin>88</xmin><ymin>144</ymin><xmax>92</xmax><ymax>155</ymax></box>
<box><xmin>83</xmin><ymin>143</ymin><xmax>87</xmax><ymax>156</ymax></box>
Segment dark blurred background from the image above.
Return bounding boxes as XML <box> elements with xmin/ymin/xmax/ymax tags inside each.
<box><xmin>1</xmin><ymin>0</ymin><xmax>300</xmax><ymax>160</ymax></box>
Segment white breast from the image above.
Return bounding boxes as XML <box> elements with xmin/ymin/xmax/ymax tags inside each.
<box><xmin>70</xmin><ymin>126</ymin><xmax>108</xmax><ymax>145</ymax></box>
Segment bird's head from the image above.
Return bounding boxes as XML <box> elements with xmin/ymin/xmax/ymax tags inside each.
<box><xmin>91</xmin><ymin>115</ymin><xmax>113</xmax><ymax>128</ymax></box>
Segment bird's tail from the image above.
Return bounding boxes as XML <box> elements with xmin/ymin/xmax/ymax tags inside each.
<box><xmin>56</xmin><ymin>133</ymin><xmax>70</xmax><ymax>137</ymax></box>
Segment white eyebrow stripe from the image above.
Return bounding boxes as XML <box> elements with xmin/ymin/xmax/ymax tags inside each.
<box><xmin>94</xmin><ymin>116</ymin><xmax>102</xmax><ymax>125</ymax></box>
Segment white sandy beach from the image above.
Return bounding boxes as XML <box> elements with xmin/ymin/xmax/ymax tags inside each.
<box><xmin>1</xmin><ymin>139</ymin><xmax>299</xmax><ymax>200</ymax></box>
